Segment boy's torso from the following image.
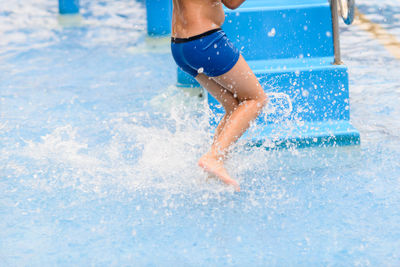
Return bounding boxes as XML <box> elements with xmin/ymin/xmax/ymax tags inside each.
<box><xmin>172</xmin><ymin>0</ymin><xmax>225</xmax><ymax>38</ymax></box>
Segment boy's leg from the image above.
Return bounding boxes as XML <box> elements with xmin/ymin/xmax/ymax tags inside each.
<box><xmin>210</xmin><ymin>55</ymin><xmax>268</xmax><ymax>155</ymax></box>
<box><xmin>197</xmin><ymin>55</ymin><xmax>267</xmax><ymax>191</ymax></box>
<box><xmin>195</xmin><ymin>73</ymin><xmax>241</xmax><ymax>190</ymax></box>
<box><xmin>195</xmin><ymin>73</ymin><xmax>239</xmax><ymax>146</ymax></box>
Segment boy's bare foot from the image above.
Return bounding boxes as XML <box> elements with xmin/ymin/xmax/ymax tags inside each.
<box><xmin>198</xmin><ymin>153</ymin><xmax>240</xmax><ymax>192</ymax></box>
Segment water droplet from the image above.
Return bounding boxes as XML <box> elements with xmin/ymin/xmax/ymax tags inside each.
<box><xmin>267</xmin><ymin>28</ymin><xmax>276</xmax><ymax>37</ymax></box>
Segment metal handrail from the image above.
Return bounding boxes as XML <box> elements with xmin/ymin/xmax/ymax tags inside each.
<box><xmin>339</xmin><ymin>0</ymin><xmax>356</xmax><ymax>25</ymax></box>
<box><xmin>330</xmin><ymin>0</ymin><xmax>342</xmax><ymax>65</ymax></box>
<box><xmin>330</xmin><ymin>0</ymin><xmax>356</xmax><ymax>65</ymax></box>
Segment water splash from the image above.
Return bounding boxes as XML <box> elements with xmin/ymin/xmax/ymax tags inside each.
<box><xmin>1</xmin><ymin>0</ymin><xmax>400</xmax><ymax>265</ymax></box>
<box><xmin>264</xmin><ymin>92</ymin><xmax>293</xmax><ymax>119</ymax></box>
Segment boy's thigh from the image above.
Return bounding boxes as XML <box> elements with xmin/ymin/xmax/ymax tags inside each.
<box><xmin>212</xmin><ymin>55</ymin><xmax>265</xmax><ymax>102</ymax></box>
<box><xmin>195</xmin><ymin>74</ymin><xmax>239</xmax><ymax>112</ymax></box>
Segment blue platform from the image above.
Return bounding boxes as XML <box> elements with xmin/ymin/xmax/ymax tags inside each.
<box><xmin>58</xmin><ymin>0</ymin><xmax>79</xmax><ymax>14</ymax></box>
<box><xmin>150</xmin><ymin>0</ymin><xmax>360</xmax><ymax>148</ymax></box>
<box><xmin>145</xmin><ymin>0</ymin><xmax>172</xmax><ymax>36</ymax></box>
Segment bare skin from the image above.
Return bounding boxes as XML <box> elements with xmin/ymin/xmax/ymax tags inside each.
<box><xmin>172</xmin><ymin>0</ymin><xmax>268</xmax><ymax>191</ymax></box>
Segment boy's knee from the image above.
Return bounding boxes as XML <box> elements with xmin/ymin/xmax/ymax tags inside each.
<box><xmin>224</xmin><ymin>102</ymin><xmax>239</xmax><ymax>115</ymax></box>
<box><xmin>222</xmin><ymin>96</ymin><xmax>239</xmax><ymax>114</ymax></box>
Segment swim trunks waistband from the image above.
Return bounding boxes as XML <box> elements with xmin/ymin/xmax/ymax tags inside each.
<box><xmin>171</xmin><ymin>28</ymin><xmax>222</xmax><ymax>43</ymax></box>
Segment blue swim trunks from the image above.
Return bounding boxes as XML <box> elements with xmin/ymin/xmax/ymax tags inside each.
<box><xmin>171</xmin><ymin>28</ymin><xmax>240</xmax><ymax>77</ymax></box>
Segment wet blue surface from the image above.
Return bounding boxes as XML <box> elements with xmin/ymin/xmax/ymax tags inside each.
<box><xmin>1</xmin><ymin>0</ymin><xmax>400</xmax><ymax>266</ymax></box>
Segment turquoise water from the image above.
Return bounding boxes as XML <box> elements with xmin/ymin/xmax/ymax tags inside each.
<box><xmin>1</xmin><ymin>0</ymin><xmax>400</xmax><ymax>265</ymax></box>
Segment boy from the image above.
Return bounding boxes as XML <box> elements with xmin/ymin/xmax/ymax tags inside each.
<box><xmin>171</xmin><ymin>0</ymin><xmax>268</xmax><ymax>191</ymax></box>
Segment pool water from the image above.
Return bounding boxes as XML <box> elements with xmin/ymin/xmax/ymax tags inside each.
<box><xmin>1</xmin><ymin>0</ymin><xmax>400</xmax><ymax>265</ymax></box>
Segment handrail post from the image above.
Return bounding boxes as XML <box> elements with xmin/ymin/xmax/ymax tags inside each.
<box><xmin>330</xmin><ymin>0</ymin><xmax>343</xmax><ymax>65</ymax></box>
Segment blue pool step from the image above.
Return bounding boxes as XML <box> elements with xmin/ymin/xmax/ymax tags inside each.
<box><xmin>209</xmin><ymin>57</ymin><xmax>349</xmax><ymax>122</ymax></box>
<box><xmin>246</xmin><ymin>120</ymin><xmax>360</xmax><ymax>149</ymax></box>
<box><xmin>148</xmin><ymin>0</ymin><xmax>360</xmax><ymax>148</ymax></box>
